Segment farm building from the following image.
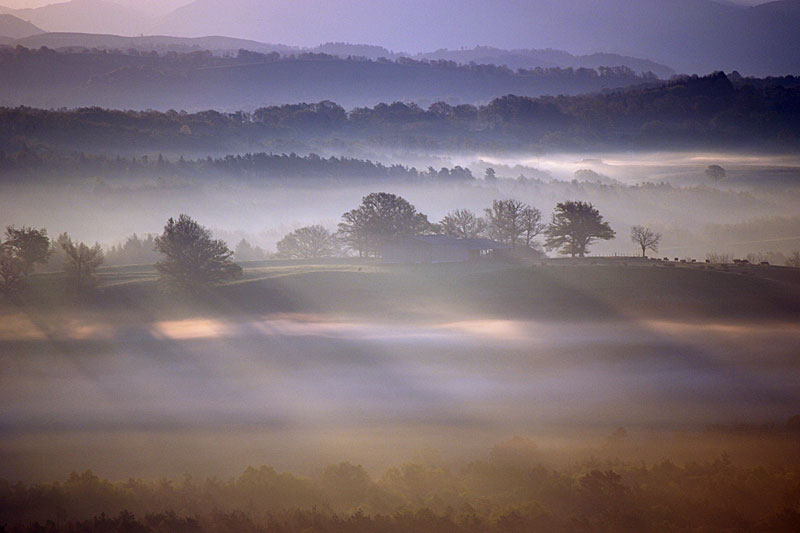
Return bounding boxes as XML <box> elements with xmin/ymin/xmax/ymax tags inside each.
<box><xmin>380</xmin><ymin>235</ymin><xmax>512</xmax><ymax>264</ymax></box>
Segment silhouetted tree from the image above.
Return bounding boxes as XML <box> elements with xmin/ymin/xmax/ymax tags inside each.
<box><xmin>338</xmin><ymin>193</ymin><xmax>430</xmax><ymax>257</ymax></box>
<box><xmin>154</xmin><ymin>214</ymin><xmax>242</xmax><ymax>289</ymax></box>
<box><xmin>276</xmin><ymin>225</ymin><xmax>339</xmax><ymax>259</ymax></box>
<box><xmin>46</xmin><ymin>232</ymin><xmax>71</xmax><ymax>272</ymax></box>
<box><xmin>233</xmin><ymin>238</ymin><xmax>267</xmax><ymax>261</ymax></box>
<box><xmin>106</xmin><ymin>234</ymin><xmax>160</xmax><ymax>266</ymax></box>
<box><xmin>545</xmin><ymin>201</ymin><xmax>615</xmax><ymax>257</ymax></box>
<box><xmin>705</xmin><ymin>164</ymin><xmax>726</xmax><ymax>181</ymax></box>
<box><xmin>630</xmin><ymin>225</ymin><xmax>661</xmax><ymax>257</ymax></box>
<box><xmin>61</xmin><ymin>237</ymin><xmax>104</xmax><ymax>288</ymax></box>
<box><xmin>4</xmin><ymin>225</ymin><xmax>50</xmax><ymax>274</ymax></box>
<box><xmin>485</xmin><ymin>199</ymin><xmax>541</xmax><ymax>247</ymax></box>
<box><xmin>439</xmin><ymin>209</ymin><xmax>486</xmax><ymax>239</ymax></box>
<box><xmin>0</xmin><ymin>249</ymin><xmax>25</xmax><ymax>296</ymax></box>
<box><xmin>521</xmin><ymin>206</ymin><xmax>546</xmax><ymax>248</ymax></box>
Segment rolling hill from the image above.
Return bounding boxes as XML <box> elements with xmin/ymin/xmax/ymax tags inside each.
<box><xmin>152</xmin><ymin>0</ymin><xmax>800</xmax><ymax>76</ymax></box>
<box><xmin>0</xmin><ymin>46</ymin><xmax>660</xmax><ymax>110</ymax></box>
<box><xmin>0</xmin><ymin>13</ymin><xmax>43</xmax><ymax>38</ymax></box>
<box><xmin>0</xmin><ymin>0</ymin><xmax>151</xmax><ymax>35</ymax></box>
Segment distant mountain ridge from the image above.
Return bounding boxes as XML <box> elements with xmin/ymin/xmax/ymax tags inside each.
<box><xmin>0</xmin><ymin>0</ymin><xmax>798</xmax><ymax>75</ymax></box>
<box><xmin>5</xmin><ymin>33</ymin><xmax>675</xmax><ymax>77</ymax></box>
<box><xmin>0</xmin><ymin>0</ymin><xmax>151</xmax><ymax>36</ymax></box>
<box><xmin>12</xmin><ymin>32</ymin><xmax>297</xmax><ymax>55</ymax></box>
<box><xmin>0</xmin><ymin>13</ymin><xmax>43</xmax><ymax>39</ymax></box>
<box><xmin>0</xmin><ymin>45</ymin><xmax>661</xmax><ymax>110</ymax></box>
<box><xmin>149</xmin><ymin>0</ymin><xmax>800</xmax><ymax>75</ymax></box>
<box><xmin>415</xmin><ymin>47</ymin><xmax>675</xmax><ymax>78</ymax></box>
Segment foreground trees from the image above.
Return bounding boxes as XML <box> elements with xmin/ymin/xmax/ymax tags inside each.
<box><xmin>154</xmin><ymin>215</ymin><xmax>242</xmax><ymax>290</ymax></box>
<box><xmin>545</xmin><ymin>201</ymin><xmax>615</xmax><ymax>257</ymax></box>
<box><xmin>338</xmin><ymin>193</ymin><xmax>430</xmax><ymax>257</ymax></box>
<box><xmin>276</xmin><ymin>225</ymin><xmax>339</xmax><ymax>259</ymax></box>
<box><xmin>630</xmin><ymin>225</ymin><xmax>662</xmax><ymax>257</ymax></box>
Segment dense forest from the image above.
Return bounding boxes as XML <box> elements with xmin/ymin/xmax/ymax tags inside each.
<box><xmin>3</xmin><ymin>441</ymin><xmax>800</xmax><ymax>533</ymax></box>
<box><xmin>0</xmin><ymin>151</ymin><xmax>476</xmax><ymax>183</ymax></box>
<box><xmin>1</xmin><ymin>72</ymin><xmax>798</xmax><ymax>156</ymax></box>
<box><xmin>0</xmin><ymin>45</ymin><xmax>660</xmax><ymax>110</ymax></box>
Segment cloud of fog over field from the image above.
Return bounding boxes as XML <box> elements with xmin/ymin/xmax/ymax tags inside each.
<box><xmin>2</xmin><ymin>4</ymin><xmax>800</xmax><ymax>531</ymax></box>
<box><xmin>2</xmin><ymin>150</ymin><xmax>799</xmax><ymax>260</ymax></box>
<box><xmin>3</xmin><ymin>300</ymin><xmax>800</xmax><ymax>482</ymax></box>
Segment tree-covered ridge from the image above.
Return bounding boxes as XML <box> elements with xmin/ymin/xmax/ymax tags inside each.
<box><xmin>0</xmin><ymin>150</ymin><xmax>475</xmax><ymax>182</ymax></box>
<box><xmin>0</xmin><ymin>45</ymin><xmax>659</xmax><ymax>111</ymax></box>
<box><xmin>3</xmin><ymin>445</ymin><xmax>800</xmax><ymax>533</ymax></box>
<box><xmin>1</xmin><ymin>73</ymin><xmax>797</xmax><ymax>153</ymax></box>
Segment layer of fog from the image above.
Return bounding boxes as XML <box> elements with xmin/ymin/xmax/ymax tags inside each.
<box><xmin>2</xmin><ymin>313</ymin><xmax>799</xmax><ymax>481</ymax></box>
<box><xmin>2</xmin><ymin>151</ymin><xmax>799</xmax><ymax>259</ymax></box>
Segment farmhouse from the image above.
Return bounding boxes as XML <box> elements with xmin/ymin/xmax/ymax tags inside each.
<box><xmin>380</xmin><ymin>235</ymin><xmax>512</xmax><ymax>264</ymax></box>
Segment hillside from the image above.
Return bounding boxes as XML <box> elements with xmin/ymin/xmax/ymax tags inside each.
<box><xmin>0</xmin><ymin>0</ymin><xmax>151</xmax><ymax>35</ymax></box>
<box><xmin>417</xmin><ymin>47</ymin><xmax>675</xmax><ymax>78</ymax></box>
<box><xmin>151</xmin><ymin>0</ymin><xmax>800</xmax><ymax>76</ymax></box>
<box><xmin>0</xmin><ymin>46</ymin><xmax>658</xmax><ymax>110</ymax></box>
<box><xmin>8</xmin><ymin>262</ymin><xmax>800</xmax><ymax>323</ymax></box>
<box><xmin>2</xmin><ymin>1</ymin><xmax>798</xmax><ymax>75</ymax></box>
<box><xmin>5</xmin><ymin>34</ymin><xmax>675</xmax><ymax>77</ymax></box>
<box><xmin>0</xmin><ymin>13</ymin><xmax>43</xmax><ymax>38</ymax></box>
<box><xmin>2</xmin><ymin>72</ymin><xmax>797</xmax><ymax>153</ymax></box>
<box><xmin>12</xmin><ymin>32</ymin><xmax>297</xmax><ymax>55</ymax></box>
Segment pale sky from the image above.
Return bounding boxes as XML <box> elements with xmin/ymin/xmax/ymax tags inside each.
<box><xmin>1</xmin><ymin>0</ymin><xmax>771</xmax><ymax>10</ymax></box>
<box><xmin>2</xmin><ymin>0</ymin><xmax>194</xmax><ymax>12</ymax></box>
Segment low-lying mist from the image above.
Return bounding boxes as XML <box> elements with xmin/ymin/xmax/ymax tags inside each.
<box><xmin>2</xmin><ymin>150</ymin><xmax>799</xmax><ymax>260</ymax></box>
<box><xmin>3</xmin><ymin>308</ymin><xmax>800</xmax><ymax>482</ymax></box>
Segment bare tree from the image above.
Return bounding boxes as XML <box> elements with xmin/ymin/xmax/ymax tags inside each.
<box><xmin>521</xmin><ymin>206</ymin><xmax>546</xmax><ymax>248</ymax></box>
<box><xmin>630</xmin><ymin>225</ymin><xmax>661</xmax><ymax>257</ymax></box>
<box><xmin>61</xmin><ymin>237</ymin><xmax>104</xmax><ymax>288</ymax></box>
<box><xmin>439</xmin><ymin>209</ymin><xmax>487</xmax><ymax>239</ymax></box>
<box><xmin>786</xmin><ymin>251</ymin><xmax>800</xmax><ymax>268</ymax></box>
<box><xmin>276</xmin><ymin>225</ymin><xmax>339</xmax><ymax>259</ymax></box>
<box><xmin>485</xmin><ymin>199</ymin><xmax>530</xmax><ymax>247</ymax></box>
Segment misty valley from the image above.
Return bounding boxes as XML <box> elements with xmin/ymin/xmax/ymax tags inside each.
<box><xmin>2</xmin><ymin>2</ymin><xmax>800</xmax><ymax>532</ymax></box>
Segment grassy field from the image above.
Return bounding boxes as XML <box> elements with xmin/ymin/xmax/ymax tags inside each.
<box><xmin>4</xmin><ymin>259</ymin><xmax>800</xmax><ymax>324</ymax></box>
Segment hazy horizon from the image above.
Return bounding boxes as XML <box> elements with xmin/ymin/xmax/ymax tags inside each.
<box><xmin>2</xmin><ymin>2</ymin><xmax>800</xmax><ymax>531</ymax></box>
<box><xmin>3</xmin><ymin>0</ymin><xmax>799</xmax><ymax>75</ymax></box>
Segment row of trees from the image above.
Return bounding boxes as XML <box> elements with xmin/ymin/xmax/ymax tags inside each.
<box><xmin>0</xmin><ymin>226</ymin><xmax>104</xmax><ymax>295</ymax></box>
<box><xmin>3</xmin><ymin>73</ymin><xmax>798</xmax><ymax>155</ymax></box>
<box><xmin>1</xmin><ymin>195</ymin><xmax>667</xmax><ymax>296</ymax></box>
<box><xmin>335</xmin><ymin>193</ymin><xmax>619</xmax><ymax>258</ymax></box>
<box><xmin>0</xmin><ymin>216</ymin><xmax>244</xmax><ymax>297</ymax></box>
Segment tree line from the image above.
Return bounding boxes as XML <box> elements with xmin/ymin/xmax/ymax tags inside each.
<box><xmin>2</xmin><ymin>72</ymin><xmax>798</xmax><ymax>155</ymax></box>
<box><xmin>2</xmin><ymin>439</ymin><xmax>800</xmax><ymax>533</ymax></box>
<box><xmin>0</xmin><ymin>192</ymin><xmax>670</xmax><ymax>297</ymax></box>
<box><xmin>0</xmin><ymin>216</ymin><xmax>242</xmax><ymax>297</ymax></box>
<box><xmin>0</xmin><ymin>151</ymin><xmax>475</xmax><ymax>183</ymax></box>
<box><xmin>0</xmin><ymin>44</ymin><xmax>659</xmax><ymax>112</ymax></box>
